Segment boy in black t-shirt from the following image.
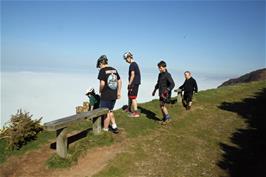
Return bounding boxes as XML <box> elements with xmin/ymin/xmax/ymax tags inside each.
<box><xmin>97</xmin><ymin>55</ymin><xmax>122</xmax><ymax>133</ymax></box>
<box><xmin>152</xmin><ymin>61</ymin><xmax>175</xmax><ymax>123</ymax></box>
<box><xmin>123</xmin><ymin>52</ymin><xmax>141</xmax><ymax>118</ymax></box>
<box><xmin>179</xmin><ymin>71</ymin><xmax>198</xmax><ymax>110</ymax></box>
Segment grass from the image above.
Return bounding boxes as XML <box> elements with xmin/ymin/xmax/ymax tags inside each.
<box><xmin>1</xmin><ymin>80</ymin><xmax>265</xmax><ymax>177</ymax></box>
<box><xmin>94</xmin><ymin>81</ymin><xmax>266</xmax><ymax>177</ymax></box>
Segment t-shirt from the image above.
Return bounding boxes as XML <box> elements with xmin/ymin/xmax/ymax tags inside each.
<box><xmin>129</xmin><ymin>62</ymin><xmax>141</xmax><ymax>85</ymax></box>
<box><xmin>98</xmin><ymin>66</ymin><xmax>120</xmax><ymax>101</ymax></box>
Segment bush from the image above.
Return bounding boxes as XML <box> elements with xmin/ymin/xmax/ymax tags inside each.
<box><xmin>0</xmin><ymin>109</ymin><xmax>43</xmax><ymax>150</ymax></box>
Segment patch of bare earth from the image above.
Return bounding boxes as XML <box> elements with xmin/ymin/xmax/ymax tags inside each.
<box><xmin>0</xmin><ymin>131</ymin><xmax>127</xmax><ymax>177</ymax></box>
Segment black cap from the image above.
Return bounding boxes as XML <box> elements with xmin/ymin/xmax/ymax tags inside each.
<box><xmin>96</xmin><ymin>55</ymin><xmax>108</xmax><ymax>68</ymax></box>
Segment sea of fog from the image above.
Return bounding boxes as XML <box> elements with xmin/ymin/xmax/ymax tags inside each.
<box><xmin>1</xmin><ymin>70</ymin><xmax>230</xmax><ymax>128</ymax></box>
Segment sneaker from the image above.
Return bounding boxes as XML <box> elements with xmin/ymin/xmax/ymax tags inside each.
<box><xmin>111</xmin><ymin>127</ymin><xmax>119</xmax><ymax>134</ymax></box>
<box><xmin>102</xmin><ymin>128</ymin><xmax>109</xmax><ymax>132</ymax></box>
<box><xmin>186</xmin><ymin>106</ymin><xmax>191</xmax><ymax>110</ymax></box>
<box><xmin>128</xmin><ymin>111</ymin><xmax>140</xmax><ymax>118</ymax></box>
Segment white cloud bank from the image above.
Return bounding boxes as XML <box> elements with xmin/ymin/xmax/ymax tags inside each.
<box><xmin>1</xmin><ymin>71</ymin><xmax>228</xmax><ymax>127</ymax></box>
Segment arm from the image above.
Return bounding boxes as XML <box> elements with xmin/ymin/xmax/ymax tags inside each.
<box><xmin>128</xmin><ymin>70</ymin><xmax>135</xmax><ymax>86</ymax></box>
<box><xmin>179</xmin><ymin>81</ymin><xmax>185</xmax><ymax>90</ymax></box>
<box><xmin>117</xmin><ymin>79</ymin><xmax>122</xmax><ymax>99</ymax></box>
<box><xmin>167</xmin><ymin>74</ymin><xmax>175</xmax><ymax>91</ymax></box>
<box><xmin>99</xmin><ymin>80</ymin><xmax>105</xmax><ymax>94</ymax></box>
<box><xmin>194</xmin><ymin>79</ymin><xmax>198</xmax><ymax>93</ymax></box>
<box><xmin>152</xmin><ymin>76</ymin><xmax>159</xmax><ymax>96</ymax></box>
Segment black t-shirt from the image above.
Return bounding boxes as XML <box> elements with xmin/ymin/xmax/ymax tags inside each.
<box><xmin>98</xmin><ymin>66</ymin><xmax>120</xmax><ymax>101</ymax></box>
<box><xmin>129</xmin><ymin>62</ymin><xmax>141</xmax><ymax>85</ymax></box>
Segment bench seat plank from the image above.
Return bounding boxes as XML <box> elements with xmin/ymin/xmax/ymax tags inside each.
<box><xmin>44</xmin><ymin>108</ymin><xmax>109</xmax><ymax>131</ymax></box>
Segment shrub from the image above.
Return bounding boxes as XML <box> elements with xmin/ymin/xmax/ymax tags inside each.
<box><xmin>0</xmin><ymin>109</ymin><xmax>43</xmax><ymax>150</ymax></box>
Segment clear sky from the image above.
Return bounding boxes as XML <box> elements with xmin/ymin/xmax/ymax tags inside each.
<box><xmin>1</xmin><ymin>0</ymin><xmax>265</xmax><ymax>75</ymax></box>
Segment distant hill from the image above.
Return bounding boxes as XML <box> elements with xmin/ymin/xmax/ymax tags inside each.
<box><xmin>218</xmin><ymin>68</ymin><xmax>266</xmax><ymax>88</ymax></box>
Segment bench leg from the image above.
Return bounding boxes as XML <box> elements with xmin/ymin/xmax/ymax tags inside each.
<box><xmin>56</xmin><ymin>128</ymin><xmax>68</xmax><ymax>158</ymax></box>
<box><xmin>93</xmin><ymin>116</ymin><xmax>102</xmax><ymax>135</ymax></box>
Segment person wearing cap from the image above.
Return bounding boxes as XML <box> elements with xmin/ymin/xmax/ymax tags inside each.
<box><xmin>123</xmin><ymin>52</ymin><xmax>141</xmax><ymax>118</ymax></box>
<box><xmin>152</xmin><ymin>60</ymin><xmax>175</xmax><ymax>124</ymax></box>
<box><xmin>179</xmin><ymin>71</ymin><xmax>198</xmax><ymax>110</ymax></box>
<box><xmin>85</xmin><ymin>88</ymin><xmax>100</xmax><ymax>111</ymax></box>
<box><xmin>97</xmin><ymin>55</ymin><xmax>122</xmax><ymax>133</ymax></box>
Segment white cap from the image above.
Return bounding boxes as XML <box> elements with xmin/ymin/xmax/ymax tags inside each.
<box><xmin>85</xmin><ymin>87</ymin><xmax>94</xmax><ymax>95</ymax></box>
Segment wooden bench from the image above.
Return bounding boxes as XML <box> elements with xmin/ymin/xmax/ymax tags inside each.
<box><xmin>43</xmin><ymin>108</ymin><xmax>109</xmax><ymax>158</ymax></box>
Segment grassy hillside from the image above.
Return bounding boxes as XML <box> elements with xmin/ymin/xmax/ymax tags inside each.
<box><xmin>0</xmin><ymin>81</ymin><xmax>265</xmax><ymax>177</ymax></box>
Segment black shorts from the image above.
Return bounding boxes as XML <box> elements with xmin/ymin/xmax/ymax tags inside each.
<box><xmin>128</xmin><ymin>84</ymin><xmax>139</xmax><ymax>99</ymax></box>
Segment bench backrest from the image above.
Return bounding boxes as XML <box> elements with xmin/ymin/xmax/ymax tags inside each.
<box><xmin>43</xmin><ymin>108</ymin><xmax>109</xmax><ymax>131</ymax></box>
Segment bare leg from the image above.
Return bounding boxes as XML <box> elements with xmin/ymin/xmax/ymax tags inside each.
<box><xmin>103</xmin><ymin>113</ymin><xmax>111</xmax><ymax>129</ymax></box>
<box><xmin>161</xmin><ymin>106</ymin><xmax>168</xmax><ymax>116</ymax></box>
<box><xmin>132</xmin><ymin>99</ymin><xmax>138</xmax><ymax>112</ymax></box>
<box><xmin>128</xmin><ymin>98</ymin><xmax>132</xmax><ymax>112</ymax></box>
<box><xmin>109</xmin><ymin>111</ymin><xmax>117</xmax><ymax>127</ymax></box>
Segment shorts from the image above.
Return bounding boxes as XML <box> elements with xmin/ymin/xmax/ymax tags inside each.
<box><xmin>128</xmin><ymin>84</ymin><xmax>139</xmax><ymax>99</ymax></box>
<box><xmin>159</xmin><ymin>93</ymin><xmax>171</xmax><ymax>106</ymax></box>
<box><xmin>100</xmin><ymin>100</ymin><xmax>116</xmax><ymax>111</ymax></box>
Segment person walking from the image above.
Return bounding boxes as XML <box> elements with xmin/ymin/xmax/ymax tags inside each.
<box><xmin>152</xmin><ymin>60</ymin><xmax>175</xmax><ymax>123</ymax></box>
<box><xmin>179</xmin><ymin>71</ymin><xmax>198</xmax><ymax>110</ymax></box>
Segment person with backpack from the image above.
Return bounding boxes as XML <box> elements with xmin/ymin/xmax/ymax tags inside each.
<box><xmin>85</xmin><ymin>87</ymin><xmax>100</xmax><ymax>111</ymax></box>
<box><xmin>152</xmin><ymin>60</ymin><xmax>175</xmax><ymax>123</ymax></box>
<box><xmin>179</xmin><ymin>71</ymin><xmax>198</xmax><ymax>110</ymax></box>
<box><xmin>123</xmin><ymin>52</ymin><xmax>141</xmax><ymax>118</ymax></box>
<box><xmin>97</xmin><ymin>55</ymin><xmax>122</xmax><ymax>133</ymax></box>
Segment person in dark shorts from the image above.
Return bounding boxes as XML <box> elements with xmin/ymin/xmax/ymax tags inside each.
<box><xmin>123</xmin><ymin>52</ymin><xmax>141</xmax><ymax>118</ymax></box>
<box><xmin>97</xmin><ymin>55</ymin><xmax>122</xmax><ymax>133</ymax></box>
<box><xmin>179</xmin><ymin>71</ymin><xmax>198</xmax><ymax>110</ymax></box>
<box><xmin>85</xmin><ymin>87</ymin><xmax>100</xmax><ymax>111</ymax></box>
<box><xmin>152</xmin><ymin>60</ymin><xmax>175</xmax><ymax>123</ymax></box>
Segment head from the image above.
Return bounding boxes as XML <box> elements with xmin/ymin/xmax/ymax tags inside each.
<box><xmin>96</xmin><ymin>55</ymin><xmax>108</xmax><ymax>69</ymax></box>
<box><xmin>123</xmin><ymin>52</ymin><xmax>133</xmax><ymax>64</ymax></box>
<box><xmin>157</xmin><ymin>60</ymin><xmax>167</xmax><ymax>73</ymax></box>
<box><xmin>85</xmin><ymin>87</ymin><xmax>95</xmax><ymax>96</ymax></box>
<box><xmin>184</xmin><ymin>71</ymin><xmax>192</xmax><ymax>79</ymax></box>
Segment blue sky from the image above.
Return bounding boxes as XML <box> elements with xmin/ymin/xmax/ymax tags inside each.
<box><xmin>1</xmin><ymin>1</ymin><xmax>265</xmax><ymax>75</ymax></box>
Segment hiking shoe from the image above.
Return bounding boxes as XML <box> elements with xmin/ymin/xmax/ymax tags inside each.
<box><xmin>128</xmin><ymin>112</ymin><xmax>140</xmax><ymax>118</ymax></box>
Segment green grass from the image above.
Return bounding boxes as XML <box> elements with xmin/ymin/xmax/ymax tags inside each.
<box><xmin>94</xmin><ymin>81</ymin><xmax>266</xmax><ymax>177</ymax></box>
<box><xmin>1</xmin><ymin>80</ymin><xmax>265</xmax><ymax>177</ymax></box>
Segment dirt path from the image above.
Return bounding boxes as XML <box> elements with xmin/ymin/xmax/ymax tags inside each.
<box><xmin>0</xmin><ymin>132</ymin><xmax>128</xmax><ymax>177</ymax></box>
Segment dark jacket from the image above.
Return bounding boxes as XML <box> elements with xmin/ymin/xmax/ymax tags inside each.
<box><xmin>154</xmin><ymin>71</ymin><xmax>175</xmax><ymax>96</ymax></box>
<box><xmin>179</xmin><ymin>77</ymin><xmax>198</xmax><ymax>93</ymax></box>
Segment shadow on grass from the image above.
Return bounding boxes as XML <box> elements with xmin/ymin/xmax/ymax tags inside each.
<box><xmin>217</xmin><ymin>88</ymin><xmax>266</xmax><ymax>177</ymax></box>
<box><xmin>50</xmin><ymin>128</ymin><xmax>92</xmax><ymax>149</ymax></box>
<box><xmin>138</xmin><ymin>106</ymin><xmax>161</xmax><ymax>121</ymax></box>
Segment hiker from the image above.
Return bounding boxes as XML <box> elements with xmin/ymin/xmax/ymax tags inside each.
<box><xmin>85</xmin><ymin>87</ymin><xmax>100</xmax><ymax>111</ymax></box>
<box><xmin>179</xmin><ymin>71</ymin><xmax>198</xmax><ymax>110</ymax></box>
<box><xmin>152</xmin><ymin>60</ymin><xmax>175</xmax><ymax>123</ymax></box>
<box><xmin>97</xmin><ymin>55</ymin><xmax>122</xmax><ymax>133</ymax></box>
<box><xmin>123</xmin><ymin>52</ymin><xmax>141</xmax><ymax>118</ymax></box>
